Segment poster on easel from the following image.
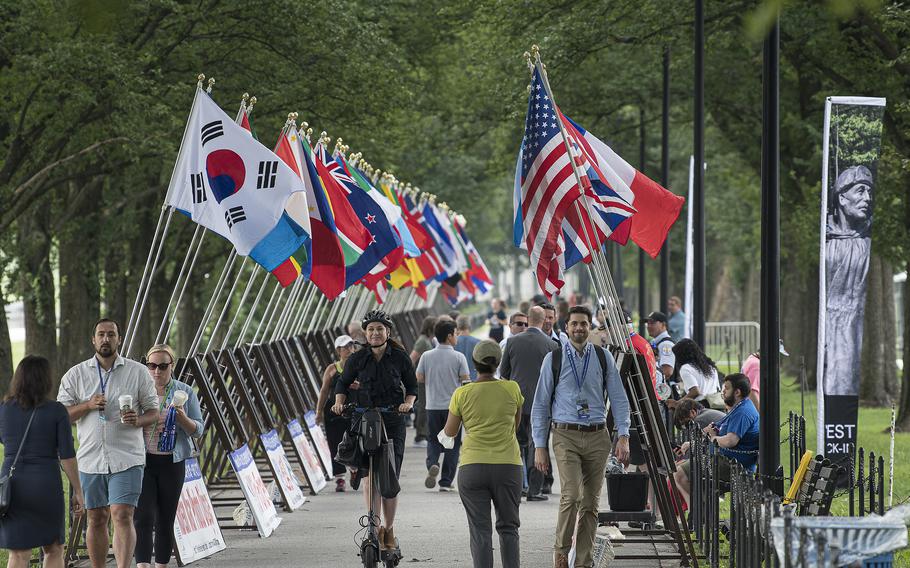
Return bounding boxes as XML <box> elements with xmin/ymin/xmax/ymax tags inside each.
<box><xmin>261</xmin><ymin>429</ymin><xmax>306</xmax><ymax>510</ymax></box>
<box><xmin>173</xmin><ymin>458</ymin><xmax>227</xmax><ymax>566</ymax></box>
<box><xmin>289</xmin><ymin>418</ymin><xmax>328</xmax><ymax>493</ymax></box>
<box><xmin>228</xmin><ymin>444</ymin><xmax>282</xmax><ymax>537</ymax></box>
<box><xmin>304</xmin><ymin>410</ymin><xmax>333</xmax><ymax>477</ymax></box>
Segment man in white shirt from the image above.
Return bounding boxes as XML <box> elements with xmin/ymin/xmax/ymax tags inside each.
<box><xmin>57</xmin><ymin>319</ymin><xmax>159</xmax><ymax>568</ymax></box>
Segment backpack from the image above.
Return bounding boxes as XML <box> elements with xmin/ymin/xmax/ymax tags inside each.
<box><xmin>549</xmin><ymin>343</ymin><xmax>611</xmax><ymax>409</ymax></box>
<box><xmin>651</xmin><ymin>336</ymin><xmax>675</xmax><ymax>359</ymax></box>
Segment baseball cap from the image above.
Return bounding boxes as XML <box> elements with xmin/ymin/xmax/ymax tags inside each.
<box><xmin>334</xmin><ymin>335</ymin><xmax>355</xmax><ymax>348</ymax></box>
<box><xmin>472</xmin><ymin>340</ymin><xmax>502</xmax><ymax>367</ymax></box>
<box><xmin>644</xmin><ymin>311</ymin><xmax>668</xmax><ymax>323</ymax></box>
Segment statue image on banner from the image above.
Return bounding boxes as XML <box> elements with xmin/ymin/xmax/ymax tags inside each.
<box><xmin>824</xmin><ymin>164</ymin><xmax>874</xmax><ymax>396</ymax></box>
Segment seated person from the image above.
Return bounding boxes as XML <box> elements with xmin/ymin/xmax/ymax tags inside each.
<box><xmin>673</xmin><ymin>399</ymin><xmax>726</xmax><ymax>433</ymax></box>
<box><xmin>672</xmin><ymin>374</ymin><xmax>759</xmax><ymax>507</ymax></box>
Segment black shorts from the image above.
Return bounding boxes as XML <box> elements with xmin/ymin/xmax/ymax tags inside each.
<box><xmin>351</xmin><ymin>411</ymin><xmax>406</xmax><ymax>478</ymax></box>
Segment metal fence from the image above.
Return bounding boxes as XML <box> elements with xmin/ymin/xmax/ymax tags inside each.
<box><xmin>706</xmin><ymin>321</ymin><xmax>760</xmax><ymax>369</ymax></box>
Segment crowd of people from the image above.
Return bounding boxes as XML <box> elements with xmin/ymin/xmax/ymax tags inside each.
<box><xmin>0</xmin><ymin>294</ymin><xmax>777</xmax><ymax>568</ymax></box>
<box><xmin>0</xmin><ymin>319</ymin><xmax>203</xmax><ymax>568</ymax></box>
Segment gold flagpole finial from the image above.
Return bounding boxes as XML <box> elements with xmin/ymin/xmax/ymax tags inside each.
<box><xmin>196</xmin><ymin>74</ymin><xmax>205</xmax><ymax>89</ymax></box>
<box><xmin>247</xmin><ymin>96</ymin><xmax>257</xmax><ymax>113</ymax></box>
<box><xmin>242</xmin><ymin>92</ymin><xmax>250</xmax><ymax>103</ymax></box>
<box><xmin>305</xmin><ymin>127</ymin><xmax>313</xmax><ymax>140</ymax></box>
<box><xmin>206</xmin><ymin>77</ymin><xmax>215</xmax><ymax>93</ymax></box>
<box><xmin>300</xmin><ymin>121</ymin><xmax>309</xmax><ymax>130</ymax></box>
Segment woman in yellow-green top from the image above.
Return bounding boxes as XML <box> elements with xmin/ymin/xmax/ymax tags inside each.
<box><xmin>442</xmin><ymin>340</ymin><xmax>523</xmax><ymax>568</ymax></box>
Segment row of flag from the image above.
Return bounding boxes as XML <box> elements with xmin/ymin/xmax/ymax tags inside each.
<box><xmin>166</xmin><ymin>87</ymin><xmax>493</xmax><ymax>304</ymax></box>
<box><xmin>515</xmin><ymin>60</ymin><xmax>685</xmax><ymax>297</ymax></box>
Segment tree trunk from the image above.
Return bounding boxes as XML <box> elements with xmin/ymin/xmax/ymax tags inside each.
<box><xmin>17</xmin><ymin>207</ymin><xmax>57</xmax><ymax>375</ymax></box>
<box><xmin>897</xmin><ymin>259</ymin><xmax>910</xmax><ymax>431</ymax></box>
<box><xmin>880</xmin><ymin>257</ymin><xmax>899</xmax><ymax>401</ymax></box>
<box><xmin>58</xmin><ymin>180</ymin><xmax>100</xmax><ymax>373</ymax></box>
<box><xmin>0</xmin><ymin>293</ymin><xmax>13</xmax><ymax>392</ymax></box>
<box><xmin>860</xmin><ymin>254</ymin><xmax>888</xmax><ymax>405</ymax></box>
<box><xmin>780</xmin><ymin>254</ymin><xmax>818</xmax><ymax>386</ymax></box>
<box><xmin>708</xmin><ymin>257</ymin><xmax>742</xmax><ymax>322</ymax></box>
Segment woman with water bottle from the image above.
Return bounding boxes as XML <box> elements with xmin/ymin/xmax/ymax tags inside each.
<box><xmin>134</xmin><ymin>344</ymin><xmax>204</xmax><ymax>568</ymax></box>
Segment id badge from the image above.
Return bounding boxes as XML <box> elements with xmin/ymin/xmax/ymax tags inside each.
<box><xmin>576</xmin><ymin>398</ymin><xmax>591</xmax><ymax>420</ymax></box>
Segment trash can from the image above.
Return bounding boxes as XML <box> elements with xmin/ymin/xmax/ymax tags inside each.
<box><xmin>605</xmin><ymin>472</ymin><xmax>649</xmax><ymax>512</ymax></box>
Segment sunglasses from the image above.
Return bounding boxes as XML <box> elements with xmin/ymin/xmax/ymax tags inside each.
<box><xmin>512</xmin><ymin>321</ymin><xmax>529</xmax><ymax>327</ymax></box>
<box><xmin>146</xmin><ymin>362</ymin><xmax>172</xmax><ymax>371</ymax></box>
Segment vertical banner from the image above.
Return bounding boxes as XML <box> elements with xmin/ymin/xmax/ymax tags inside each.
<box><xmin>288</xmin><ymin>418</ymin><xmax>328</xmax><ymax>493</ymax></box>
<box><xmin>304</xmin><ymin>409</ymin><xmax>333</xmax><ymax>479</ymax></box>
<box><xmin>816</xmin><ymin>96</ymin><xmax>886</xmax><ymax>474</ymax></box>
<box><xmin>173</xmin><ymin>458</ymin><xmax>226</xmax><ymax>565</ymax></box>
<box><xmin>260</xmin><ymin>429</ymin><xmax>307</xmax><ymax>510</ymax></box>
<box><xmin>228</xmin><ymin>444</ymin><xmax>282</xmax><ymax>537</ymax></box>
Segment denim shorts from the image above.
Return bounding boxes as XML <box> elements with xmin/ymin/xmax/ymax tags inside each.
<box><xmin>80</xmin><ymin>465</ymin><xmax>144</xmax><ymax>509</ymax></box>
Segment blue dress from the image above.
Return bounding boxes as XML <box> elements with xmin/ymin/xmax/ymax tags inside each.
<box><xmin>0</xmin><ymin>400</ymin><xmax>76</xmax><ymax>549</ymax></box>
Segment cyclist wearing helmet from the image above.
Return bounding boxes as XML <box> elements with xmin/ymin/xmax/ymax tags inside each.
<box><xmin>332</xmin><ymin>309</ymin><xmax>418</xmax><ymax>551</ymax></box>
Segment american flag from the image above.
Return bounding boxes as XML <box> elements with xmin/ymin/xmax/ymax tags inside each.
<box><xmin>518</xmin><ymin>67</ymin><xmax>585</xmax><ymax>296</ymax></box>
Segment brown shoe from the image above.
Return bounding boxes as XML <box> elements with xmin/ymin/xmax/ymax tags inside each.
<box><xmin>377</xmin><ymin>526</ymin><xmax>386</xmax><ymax>550</ymax></box>
<box><xmin>383</xmin><ymin>526</ymin><xmax>396</xmax><ymax>550</ymax></box>
<box><xmin>554</xmin><ymin>553</ymin><xmax>569</xmax><ymax>568</ymax></box>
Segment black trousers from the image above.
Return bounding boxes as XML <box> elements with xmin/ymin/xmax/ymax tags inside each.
<box><xmin>134</xmin><ymin>454</ymin><xmax>186</xmax><ymax>565</ymax></box>
<box><xmin>517</xmin><ymin>414</ymin><xmax>546</xmax><ymax>496</ymax></box>
<box><xmin>325</xmin><ymin>417</ymin><xmax>349</xmax><ymax>477</ymax></box>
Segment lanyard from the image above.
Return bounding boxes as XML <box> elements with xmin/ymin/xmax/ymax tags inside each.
<box><xmin>97</xmin><ymin>362</ymin><xmax>112</xmax><ymax>395</ymax></box>
<box><xmin>565</xmin><ymin>342</ymin><xmax>591</xmax><ymax>392</ymax></box>
<box><xmin>715</xmin><ymin>398</ymin><xmax>744</xmax><ymax>431</ymax></box>
<box><xmin>158</xmin><ymin>381</ymin><xmax>175</xmax><ymax>412</ymax></box>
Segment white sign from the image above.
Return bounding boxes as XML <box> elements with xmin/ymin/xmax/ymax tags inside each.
<box><xmin>289</xmin><ymin>419</ymin><xmax>327</xmax><ymax>493</ymax></box>
<box><xmin>304</xmin><ymin>410</ymin><xmax>332</xmax><ymax>477</ymax></box>
<box><xmin>228</xmin><ymin>444</ymin><xmax>281</xmax><ymax>537</ymax></box>
<box><xmin>173</xmin><ymin>458</ymin><xmax>226</xmax><ymax>565</ymax></box>
<box><xmin>261</xmin><ymin>429</ymin><xmax>306</xmax><ymax>510</ymax></box>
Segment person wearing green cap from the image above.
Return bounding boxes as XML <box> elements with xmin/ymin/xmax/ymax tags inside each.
<box><xmin>441</xmin><ymin>340</ymin><xmax>524</xmax><ymax>568</ymax></box>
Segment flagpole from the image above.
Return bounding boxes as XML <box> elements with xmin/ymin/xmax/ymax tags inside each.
<box><xmin>248</xmin><ymin>279</ymin><xmax>280</xmax><ymax>346</ymax></box>
<box><xmin>309</xmin><ymin>295</ymin><xmax>328</xmax><ymax>332</ymax></box>
<box><xmin>186</xmin><ymin>250</ymin><xmax>238</xmax><ymax>357</ymax></box>
<box><xmin>220</xmin><ymin>265</ymin><xmax>262</xmax><ymax>351</ymax></box>
<box><xmin>252</xmin><ymin>285</ymin><xmax>285</xmax><ymax>345</ymax></box>
<box><xmin>202</xmin><ymin>256</ymin><xmax>250</xmax><ymax>353</ymax></box>
<box><xmin>290</xmin><ymin>283</ymin><xmax>317</xmax><ymax>336</ymax></box>
<box><xmin>273</xmin><ymin>278</ymin><xmax>301</xmax><ymax>339</ymax></box>
<box><xmin>122</xmin><ymin>206</ymin><xmax>176</xmax><ymax>359</ymax></box>
<box><xmin>234</xmin><ymin>273</ymin><xmax>271</xmax><ymax>348</ymax></box>
<box><xmin>531</xmin><ymin>48</ymin><xmax>629</xmax><ymax>347</ymax></box>
<box><xmin>156</xmin><ymin>224</ymin><xmax>206</xmax><ymax>344</ymax></box>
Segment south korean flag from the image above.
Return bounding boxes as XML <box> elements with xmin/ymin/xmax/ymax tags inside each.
<box><xmin>166</xmin><ymin>88</ymin><xmax>311</xmax><ymax>256</ymax></box>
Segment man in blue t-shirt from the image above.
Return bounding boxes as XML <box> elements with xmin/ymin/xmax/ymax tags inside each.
<box><xmin>672</xmin><ymin>373</ymin><xmax>759</xmax><ymax>507</ymax></box>
<box><xmin>710</xmin><ymin>373</ymin><xmax>760</xmax><ymax>471</ymax></box>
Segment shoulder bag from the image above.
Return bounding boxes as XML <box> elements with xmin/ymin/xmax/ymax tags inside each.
<box><xmin>0</xmin><ymin>408</ymin><xmax>37</xmax><ymax>517</ymax></box>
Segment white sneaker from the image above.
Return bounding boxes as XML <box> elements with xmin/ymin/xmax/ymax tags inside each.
<box><xmin>413</xmin><ymin>439</ymin><xmax>428</xmax><ymax>448</ymax></box>
<box><xmin>425</xmin><ymin>464</ymin><xmax>440</xmax><ymax>488</ymax></box>
<box><xmin>439</xmin><ymin>485</ymin><xmax>455</xmax><ymax>492</ymax></box>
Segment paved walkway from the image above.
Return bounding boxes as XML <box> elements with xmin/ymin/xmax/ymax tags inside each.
<box><xmin>198</xmin><ymin>436</ymin><xmax>686</xmax><ymax>568</ymax></box>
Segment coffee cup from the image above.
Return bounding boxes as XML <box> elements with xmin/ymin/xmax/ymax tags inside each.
<box><xmin>172</xmin><ymin>391</ymin><xmax>188</xmax><ymax>407</ymax></box>
<box><xmin>119</xmin><ymin>395</ymin><xmax>133</xmax><ymax>422</ymax></box>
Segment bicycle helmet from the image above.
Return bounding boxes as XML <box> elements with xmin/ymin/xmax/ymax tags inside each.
<box><xmin>361</xmin><ymin>309</ymin><xmax>393</xmax><ymax>330</ymax></box>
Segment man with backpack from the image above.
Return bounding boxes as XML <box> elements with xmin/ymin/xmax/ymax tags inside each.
<box><xmin>531</xmin><ymin>306</ymin><xmax>631</xmax><ymax>568</ymax></box>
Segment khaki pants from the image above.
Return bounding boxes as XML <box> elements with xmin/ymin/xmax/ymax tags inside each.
<box><xmin>552</xmin><ymin>428</ymin><xmax>611</xmax><ymax>568</ymax></box>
